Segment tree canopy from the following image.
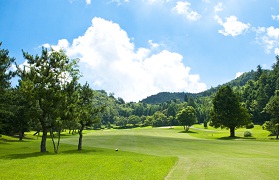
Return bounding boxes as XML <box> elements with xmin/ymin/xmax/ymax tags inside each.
<box><xmin>210</xmin><ymin>85</ymin><xmax>251</xmax><ymax>137</ymax></box>
<box><xmin>264</xmin><ymin>90</ymin><xmax>279</xmax><ymax>139</ymax></box>
<box><xmin>176</xmin><ymin>106</ymin><xmax>197</xmax><ymax>131</ymax></box>
<box><xmin>17</xmin><ymin>48</ymin><xmax>80</xmax><ymax>152</ymax></box>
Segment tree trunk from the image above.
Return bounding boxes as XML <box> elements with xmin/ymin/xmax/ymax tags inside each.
<box><xmin>78</xmin><ymin>124</ymin><xmax>84</xmax><ymax>151</ymax></box>
<box><xmin>41</xmin><ymin>128</ymin><xmax>47</xmax><ymax>152</ymax></box>
<box><xmin>19</xmin><ymin>131</ymin><xmax>24</xmax><ymax>141</ymax></box>
<box><xmin>78</xmin><ymin>129</ymin><xmax>83</xmax><ymax>151</ymax></box>
<box><xmin>50</xmin><ymin>128</ymin><xmax>57</xmax><ymax>153</ymax></box>
<box><xmin>229</xmin><ymin>127</ymin><xmax>235</xmax><ymax>137</ymax></box>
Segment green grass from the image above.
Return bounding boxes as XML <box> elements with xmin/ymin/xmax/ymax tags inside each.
<box><xmin>190</xmin><ymin>124</ymin><xmax>272</xmax><ymax>140</ymax></box>
<box><xmin>0</xmin><ymin>133</ymin><xmax>176</xmax><ymax>180</ymax></box>
<box><xmin>1</xmin><ymin>126</ymin><xmax>279</xmax><ymax>179</ymax></box>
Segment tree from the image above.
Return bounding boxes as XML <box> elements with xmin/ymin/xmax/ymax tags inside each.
<box><xmin>0</xmin><ymin>42</ymin><xmax>15</xmax><ymax>135</ymax></box>
<box><xmin>76</xmin><ymin>83</ymin><xmax>105</xmax><ymax>151</ymax></box>
<box><xmin>184</xmin><ymin>93</ymin><xmax>188</xmax><ymax>102</ymax></box>
<box><xmin>128</xmin><ymin>115</ymin><xmax>141</xmax><ymax>127</ymax></box>
<box><xmin>264</xmin><ymin>90</ymin><xmax>279</xmax><ymax>139</ymax></box>
<box><xmin>187</xmin><ymin>96</ymin><xmax>196</xmax><ymax>108</ymax></box>
<box><xmin>176</xmin><ymin>106</ymin><xmax>197</xmax><ymax>131</ymax></box>
<box><xmin>210</xmin><ymin>85</ymin><xmax>251</xmax><ymax>137</ymax></box>
<box><xmin>152</xmin><ymin>111</ymin><xmax>167</xmax><ymax>127</ymax></box>
<box><xmin>4</xmin><ymin>88</ymin><xmax>31</xmax><ymax>140</ymax></box>
<box><xmin>17</xmin><ymin>48</ymin><xmax>80</xmax><ymax>152</ymax></box>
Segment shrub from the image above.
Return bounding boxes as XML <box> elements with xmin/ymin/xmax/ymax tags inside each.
<box><xmin>244</xmin><ymin>131</ymin><xmax>252</xmax><ymax>137</ymax></box>
<box><xmin>126</xmin><ymin>124</ymin><xmax>134</xmax><ymax>128</ymax></box>
<box><xmin>246</xmin><ymin>123</ymin><xmax>254</xmax><ymax>129</ymax></box>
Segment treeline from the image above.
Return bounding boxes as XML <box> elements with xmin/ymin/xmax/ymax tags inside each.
<box><xmin>1</xmin><ymin>42</ymin><xmax>279</xmax><ymax>153</ymax></box>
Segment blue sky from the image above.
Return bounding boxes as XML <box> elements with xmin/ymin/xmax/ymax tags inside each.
<box><xmin>1</xmin><ymin>0</ymin><xmax>279</xmax><ymax>102</ymax></box>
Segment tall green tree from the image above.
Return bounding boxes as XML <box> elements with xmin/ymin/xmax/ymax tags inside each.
<box><xmin>17</xmin><ymin>48</ymin><xmax>80</xmax><ymax>152</ymax></box>
<box><xmin>210</xmin><ymin>85</ymin><xmax>251</xmax><ymax>137</ymax></box>
<box><xmin>0</xmin><ymin>42</ymin><xmax>15</xmax><ymax>135</ymax></box>
<box><xmin>77</xmin><ymin>83</ymin><xmax>105</xmax><ymax>151</ymax></box>
<box><xmin>263</xmin><ymin>90</ymin><xmax>279</xmax><ymax>139</ymax></box>
<box><xmin>176</xmin><ymin>106</ymin><xmax>197</xmax><ymax>131</ymax></box>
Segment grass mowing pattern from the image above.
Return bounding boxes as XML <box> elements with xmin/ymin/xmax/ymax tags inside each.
<box><xmin>0</xmin><ymin>134</ymin><xmax>177</xmax><ymax>179</ymax></box>
<box><xmin>62</xmin><ymin>126</ymin><xmax>279</xmax><ymax>179</ymax></box>
<box><xmin>1</xmin><ymin>126</ymin><xmax>279</xmax><ymax>179</ymax></box>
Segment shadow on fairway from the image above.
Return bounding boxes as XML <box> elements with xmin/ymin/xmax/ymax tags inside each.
<box><xmin>61</xmin><ymin>149</ymin><xmax>104</xmax><ymax>154</ymax></box>
<box><xmin>0</xmin><ymin>138</ymin><xmax>29</xmax><ymax>144</ymax></box>
<box><xmin>218</xmin><ymin>136</ymin><xmax>242</xmax><ymax>140</ymax></box>
<box><xmin>0</xmin><ymin>152</ymin><xmax>55</xmax><ymax>160</ymax></box>
<box><xmin>0</xmin><ymin>149</ymin><xmax>104</xmax><ymax>160</ymax></box>
<box><xmin>178</xmin><ymin>130</ymin><xmax>197</xmax><ymax>134</ymax></box>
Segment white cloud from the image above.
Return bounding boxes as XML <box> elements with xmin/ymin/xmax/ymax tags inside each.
<box><xmin>266</xmin><ymin>26</ymin><xmax>279</xmax><ymax>39</ymax></box>
<box><xmin>214</xmin><ymin>2</ymin><xmax>223</xmax><ymax>13</ymax></box>
<box><xmin>48</xmin><ymin>17</ymin><xmax>206</xmax><ymax>102</ymax></box>
<box><xmin>85</xmin><ymin>0</ymin><xmax>91</xmax><ymax>5</ymax></box>
<box><xmin>108</xmin><ymin>0</ymin><xmax>129</xmax><ymax>5</ymax></box>
<box><xmin>254</xmin><ymin>26</ymin><xmax>279</xmax><ymax>54</ymax></box>
<box><xmin>272</xmin><ymin>15</ymin><xmax>279</xmax><ymax>21</ymax></box>
<box><xmin>215</xmin><ymin>15</ymin><xmax>250</xmax><ymax>36</ymax></box>
<box><xmin>235</xmin><ymin>72</ymin><xmax>243</xmax><ymax>78</ymax></box>
<box><xmin>275</xmin><ymin>48</ymin><xmax>279</xmax><ymax>55</ymax></box>
<box><xmin>145</xmin><ymin>0</ymin><xmax>170</xmax><ymax>3</ymax></box>
<box><xmin>173</xmin><ymin>1</ymin><xmax>201</xmax><ymax>21</ymax></box>
<box><xmin>148</xmin><ymin>40</ymin><xmax>160</xmax><ymax>49</ymax></box>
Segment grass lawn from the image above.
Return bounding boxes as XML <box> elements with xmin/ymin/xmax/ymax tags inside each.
<box><xmin>1</xmin><ymin>126</ymin><xmax>279</xmax><ymax>179</ymax></box>
<box><xmin>0</xmin><ymin>133</ymin><xmax>176</xmax><ymax>180</ymax></box>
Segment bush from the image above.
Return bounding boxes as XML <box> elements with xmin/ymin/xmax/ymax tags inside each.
<box><xmin>125</xmin><ymin>124</ymin><xmax>134</xmax><ymax>128</ymax></box>
<box><xmin>246</xmin><ymin>123</ymin><xmax>254</xmax><ymax>129</ymax></box>
<box><xmin>244</xmin><ymin>131</ymin><xmax>252</xmax><ymax>137</ymax></box>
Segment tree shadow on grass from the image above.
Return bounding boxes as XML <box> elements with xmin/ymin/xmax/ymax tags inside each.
<box><xmin>61</xmin><ymin>149</ymin><xmax>104</xmax><ymax>155</ymax></box>
<box><xmin>0</xmin><ymin>138</ymin><xmax>28</xmax><ymax>144</ymax></box>
<box><xmin>218</xmin><ymin>136</ymin><xmax>254</xmax><ymax>140</ymax></box>
<box><xmin>0</xmin><ymin>149</ymin><xmax>105</xmax><ymax>160</ymax></box>
<box><xmin>0</xmin><ymin>151</ymin><xmax>55</xmax><ymax>160</ymax></box>
<box><xmin>178</xmin><ymin>130</ymin><xmax>197</xmax><ymax>134</ymax></box>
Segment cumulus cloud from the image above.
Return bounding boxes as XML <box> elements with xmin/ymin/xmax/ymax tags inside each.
<box><xmin>85</xmin><ymin>0</ymin><xmax>91</xmax><ymax>5</ymax></box>
<box><xmin>235</xmin><ymin>72</ymin><xmax>243</xmax><ymax>79</ymax></box>
<box><xmin>214</xmin><ymin>2</ymin><xmax>223</xmax><ymax>13</ymax></box>
<box><xmin>46</xmin><ymin>17</ymin><xmax>206</xmax><ymax>102</ymax></box>
<box><xmin>254</xmin><ymin>26</ymin><xmax>279</xmax><ymax>54</ymax></box>
<box><xmin>215</xmin><ymin>15</ymin><xmax>250</xmax><ymax>36</ymax></box>
<box><xmin>272</xmin><ymin>15</ymin><xmax>279</xmax><ymax>21</ymax></box>
<box><xmin>173</xmin><ymin>1</ymin><xmax>201</xmax><ymax>21</ymax></box>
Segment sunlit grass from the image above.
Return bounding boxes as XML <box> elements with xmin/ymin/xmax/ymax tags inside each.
<box><xmin>1</xmin><ymin>126</ymin><xmax>279</xmax><ymax>179</ymax></box>
<box><xmin>190</xmin><ymin>124</ymin><xmax>273</xmax><ymax>140</ymax></box>
<box><xmin>0</xmin><ymin>134</ymin><xmax>176</xmax><ymax>180</ymax></box>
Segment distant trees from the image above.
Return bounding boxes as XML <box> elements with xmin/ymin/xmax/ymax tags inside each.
<box><xmin>4</xmin><ymin>42</ymin><xmax>279</xmax><ymax>148</ymax></box>
<box><xmin>210</xmin><ymin>86</ymin><xmax>251</xmax><ymax>137</ymax></box>
<box><xmin>176</xmin><ymin>106</ymin><xmax>197</xmax><ymax>131</ymax></box>
<box><xmin>263</xmin><ymin>90</ymin><xmax>279</xmax><ymax>139</ymax></box>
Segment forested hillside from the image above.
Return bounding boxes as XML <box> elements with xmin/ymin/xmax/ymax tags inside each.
<box><xmin>141</xmin><ymin>70</ymin><xmax>257</xmax><ymax>104</ymax></box>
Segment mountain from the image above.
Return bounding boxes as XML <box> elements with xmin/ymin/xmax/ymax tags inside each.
<box><xmin>140</xmin><ymin>70</ymin><xmax>257</xmax><ymax>104</ymax></box>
